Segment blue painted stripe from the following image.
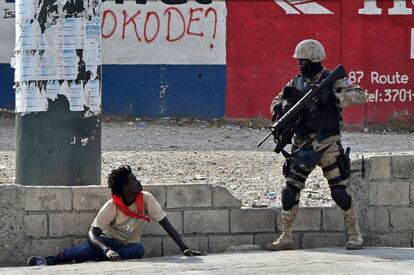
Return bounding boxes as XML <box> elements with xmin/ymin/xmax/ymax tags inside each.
<box><xmin>0</xmin><ymin>63</ymin><xmax>14</xmax><ymax>110</ymax></box>
<box><xmin>102</xmin><ymin>64</ymin><xmax>226</xmax><ymax>118</ymax></box>
<box><xmin>0</xmin><ymin>64</ymin><xmax>226</xmax><ymax>118</ymax></box>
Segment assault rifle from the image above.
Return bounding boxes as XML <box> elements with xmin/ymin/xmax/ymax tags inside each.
<box><xmin>257</xmin><ymin>64</ymin><xmax>347</xmax><ymax>148</ymax></box>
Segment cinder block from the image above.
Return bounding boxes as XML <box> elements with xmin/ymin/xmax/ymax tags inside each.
<box><xmin>367</xmin><ymin>207</ymin><xmax>389</xmax><ymax>233</ymax></box>
<box><xmin>23</xmin><ymin>186</ymin><xmax>72</xmax><ymax>211</ymax></box>
<box><xmin>212</xmin><ymin>185</ymin><xmax>242</xmax><ymax>208</ymax></box>
<box><xmin>368</xmin><ymin>181</ymin><xmax>410</xmax><ymax>206</ymax></box>
<box><xmin>72</xmin><ymin>186</ymin><xmax>111</xmax><ymax>210</ymax></box>
<box><xmin>162</xmin><ymin>236</ymin><xmax>208</xmax><ymax>256</ymax></box>
<box><xmin>49</xmin><ymin>213</ymin><xmax>95</xmax><ymax>237</ymax></box>
<box><xmin>209</xmin><ymin>235</ymin><xmax>254</xmax><ymax>253</ymax></box>
<box><xmin>230</xmin><ymin>209</ymin><xmax>275</xmax><ymax>233</ymax></box>
<box><xmin>254</xmin><ymin>233</ymin><xmax>300</xmax><ymax>250</ymax></box>
<box><xmin>24</xmin><ymin>214</ymin><xmax>47</xmax><ymax>238</ymax></box>
<box><xmin>166</xmin><ymin>184</ymin><xmax>212</xmax><ymax>208</ymax></box>
<box><xmin>141</xmin><ymin>237</ymin><xmax>162</xmax><ymax>258</ymax></box>
<box><xmin>143</xmin><ymin>185</ymin><xmax>167</xmax><ymax>208</ymax></box>
<box><xmin>0</xmin><ymin>185</ymin><xmax>17</xmax><ymax>205</ymax></box>
<box><xmin>145</xmin><ymin>211</ymin><xmax>182</xmax><ymax>235</ymax></box>
<box><xmin>184</xmin><ymin>210</ymin><xmax>229</xmax><ymax>234</ymax></box>
<box><xmin>277</xmin><ymin>208</ymin><xmax>321</xmax><ymax>231</ymax></box>
<box><xmin>390</xmin><ymin>208</ymin><xmax>414</xmax><ymax>231</ymax></box>
<box><xmin>366</xmin><ymin>232</ymin><xmax>412</xmax><ymax>247</ymax></box>
<box><xmin>322</xmin><ymin>207</ymin><xmax>345</xmax><ymax>231</ymax></box>
<box><xmin>366</xmin><ymin>155</ymin><xmax>391</xmax><ymax>180</ymax></box>
<box><xmin>24</xmin><ymin>238</ymin><xmax>72</xmax><ymax>258</ymax></box>
<box><xmin>392</xmin><ymin>155</ymin><xmax>414</xmax><ymax>179</ymax></box>
<box><xmin>302</xmin><ymin>233</ymin><xmax>346</xmax><ymax>248</ymax></box>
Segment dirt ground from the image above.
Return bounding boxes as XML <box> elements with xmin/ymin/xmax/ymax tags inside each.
<box><xmin>1</xmin><ymin>114</ymin><xmax>414</xmax><ymax>207</ymax></box>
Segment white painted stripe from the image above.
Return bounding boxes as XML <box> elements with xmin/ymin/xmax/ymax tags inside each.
<box><xmin>411</xmin><ymin>28</ymin><xmax>414</xmax><ymax>59</ymax></box>
<box><xmin>101</xmin><ymin>1</ymin><xmax>226</xmax><ymax>65</ymax></box>
<box><xmin>274</xmin><ymin>0</ymin><xmax>300</xmax><ymax>14</ymax></box>
<box><xmin>294</xmin><ymin>2</ymin><xmax>334</xmax><ymax>14</ymax></box>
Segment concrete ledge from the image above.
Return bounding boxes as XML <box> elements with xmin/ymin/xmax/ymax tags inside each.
<box><xmin>389</xmin><ymin>208</ymin><xmax>414</xmax><ymax>231</ymax></box>
<box><xmin>184</xmin><ymin>210</ymin><xmax>229</xmax><ymax>234</ymax></box>
<box><xmin>277</xmin><ymin>208</ymin><xmax>321</xmax><ymax>231</ymax></box>
<box><xmin>22</xmin><ymin>186</ymin><xmax>72</xmax><ymax>211</ymax></box>
<box><xmin>368</xmin><ymin>181</ymin><xmax>410</xmax><ymax>206</ymax></box>
<box><xmin>366</xmin><ymin>155</ymin><xmax>391</xmax><ymax>180</ymax></box>
<box><xmin>208</xmin><ymin>235</ymin><xmax>254</xmax><ymax>253</ymax></box>
<box><xmin>166</xmin><ymin>185</ymin><xmax>212</xmax><ymax>208</ymax></box>
<box><xmin>72</xmin><ymin>186</ymin><xmax>111</xmax><ymax>210</ymax></box>
<box><xmin>322</xmin><ymin>207</ymin><xmax>344</xmax><ymax>231</ymax></box>
<box><xmin>3</xmin><ymin>152</ymin><xmax>414</xmax><ymax>267</ymax></box>
<box><xmin>391</xmin><ymin>155</ymin><xmax>414</xmax><ymax>179</ymax></box>
<box><xmin>230</xmin><ymin>209</ymin><xmax>275</xmax><ymax>233</ymax></box>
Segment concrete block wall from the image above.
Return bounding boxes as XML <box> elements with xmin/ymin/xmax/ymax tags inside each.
<box><xmin>363</xmin><ymin>154</ymin><xmax>414</xmax><ymax>247</ymax></box>
<box><xmin>1</xmin><ymin>154</ymin><xmax>414</xmax><ymax>266</ymax></box>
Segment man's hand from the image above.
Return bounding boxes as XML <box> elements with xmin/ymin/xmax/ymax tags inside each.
<box><xmin>182</xmin><ymin>248</ymin><xmax>206</xmax><ymax>256</ymax></box>
<box><xmin>105</xmin><ymin>248</ymin><xmax>122</xmax><ymax>261</ymax></box>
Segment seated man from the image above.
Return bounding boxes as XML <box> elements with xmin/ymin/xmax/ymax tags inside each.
<box><xmin>27</xmin><ymin>165</ymin><xmax>203</xmax><ymax>266</ymax></box>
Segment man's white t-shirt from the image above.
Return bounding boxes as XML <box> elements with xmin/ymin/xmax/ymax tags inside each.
<box><xmin>92</xmin><ymin>191</ymin><xmax>166</xmax><ymax>244</ymax></box>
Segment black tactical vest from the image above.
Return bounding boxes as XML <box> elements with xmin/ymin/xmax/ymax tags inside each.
<box><xmin>292</xmin><ymin>70</ymin><xmax>342</xmax><ymax>139</ymax></box>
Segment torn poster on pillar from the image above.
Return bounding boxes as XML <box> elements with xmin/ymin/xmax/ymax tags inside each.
<box><xmin>85</xmin><ymin>79</ymin><xmax>101</xmax><ymax>112</ymax></box>
<box><xmin>15</xmin><ymin>82</ymin><xmax>48</xmax><ymax>113</ymax></box>
<box><xmin>13</xmin><ymin>0</ymin><xmax>102</xmax><ymax>114</ymax></box>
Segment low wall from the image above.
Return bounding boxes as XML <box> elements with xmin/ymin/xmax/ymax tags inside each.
<box><xmin>1</xmin><ymin>154</ymin><xmax>414</xmax><ymax>266</ymax></box>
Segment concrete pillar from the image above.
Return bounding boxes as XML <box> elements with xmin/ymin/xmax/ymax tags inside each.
<box><xmin>13</xmin><ymin>0</ymin><xmax>102</xmax><ymax>186</ymax></box>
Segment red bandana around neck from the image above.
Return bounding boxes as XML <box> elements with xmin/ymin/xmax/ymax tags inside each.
<box><xmin>112</xmin><ymin>192</ymin><xmax>150</xmax><ymax>222</ymax></box>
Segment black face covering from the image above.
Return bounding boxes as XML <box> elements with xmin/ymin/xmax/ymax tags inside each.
<box><xmin>300</xmin><ymin>61</ymin><xmax>323</xmax><ymax>79</ymax></box>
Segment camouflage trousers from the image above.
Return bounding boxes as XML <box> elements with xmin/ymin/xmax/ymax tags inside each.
<box><xmin>284</xmin><ymin>135</ymin><xmax>349</xmax><ymax>190</ymax></box>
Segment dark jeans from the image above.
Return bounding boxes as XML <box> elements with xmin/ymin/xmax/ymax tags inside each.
<box><xmin>53</xmin><ymin>235</ymin><xmax>145</xmax><ymax>264</ymax></box>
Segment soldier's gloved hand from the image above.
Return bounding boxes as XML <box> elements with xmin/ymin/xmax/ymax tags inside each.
<box><xmin>182</xmin><ymin>248</ymin><xmax>206</xmax><ymax>256</ymax></box>
<box><xmin>315</xmin><ymin>90</ymin><xmax>336</xmax><ymax>104</ymax></box>
<box><xmin>282</xmin><ymin>86</ymin><xmax>301</xmax><ymax>103</ymax></box>
<box><xmin>282</xmin><ymin>101</ymin><xmax>293</xmax><ymax>113</ymax></box>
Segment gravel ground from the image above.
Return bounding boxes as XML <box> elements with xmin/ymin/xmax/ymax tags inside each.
<box><xmin>1</xmin><ymin>116</ymin><xmax>414</xmax><ymax>207</ymax></box>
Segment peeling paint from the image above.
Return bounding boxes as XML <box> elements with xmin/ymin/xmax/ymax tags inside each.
<box><xmin>159</xmin><ymin>82</ymin><xmax>169</xmax><ymax>115</ymax></box>
<box><xmin>81</xmin><ymin>137</ymin><xmax>89</xmax><ymax>146</ymax></box>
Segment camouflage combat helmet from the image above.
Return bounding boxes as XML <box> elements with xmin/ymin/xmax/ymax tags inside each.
<box><xmin>293</xmin><ymin>39</ymin><xmax>326</xmax><ymax>62</ymax></box>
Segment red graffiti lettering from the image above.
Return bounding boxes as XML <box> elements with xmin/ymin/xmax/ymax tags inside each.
<box><xmin>102</xmin><ymin>9</ymin><xmax>117</xmax><ymax>38</ymax></box>
<box><xmin>164</xmin><ymin>7</ymin><xmax>186</xmax><ymax>42</ymax></box>
<box><xmin>144</xmin><ymin>12</ymin><xmax>160</xmax><ymax>43</ymax></box>
<box><xmin>122</xmin><ymin>10</ymin><xmax>142</xmax><ymax>41</ymax></box>
<box><xmin>102</xmin><ymin>6</ymin><xmax>219</xmax><ymax>44</ymax></box>
<box><xmin>187</xmin><ymin>8</ymin><xmax>204</xmax><ymax>37</ymax></box>
<box><xmin>205</xmin><ymin>7</ymin><xmax>217</xmax><ymax>39</ymax></box>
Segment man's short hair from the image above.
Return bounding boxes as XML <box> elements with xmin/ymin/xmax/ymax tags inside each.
<box><xmin>108</xmin><ymin>165</ymin><xmax>132</xmax><ymax>195</ymax></box>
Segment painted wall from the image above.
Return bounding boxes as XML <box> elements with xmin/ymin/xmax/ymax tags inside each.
<box><xmin>1</xmin><ymin>0</ymin><xmax>413</xmax><ymax>125</ymax></box>
<box><xmin>227</xmin><ymin>0</ymin><xmax>414</xmax><ymax>127</ymax></box>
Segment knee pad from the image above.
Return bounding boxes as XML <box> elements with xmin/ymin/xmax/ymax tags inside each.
<box><xmin>330</xmin><ymin>186</ymin><xmax>352</xmax><ymax>210</ymax></box>
<box><xmin>281</xmin><ymin>184</ymin><xmax>301</xmax><ymax>211</ymax></box>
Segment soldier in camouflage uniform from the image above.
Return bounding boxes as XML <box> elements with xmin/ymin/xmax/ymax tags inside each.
<box><xmin>267</xmin><ymin>39</ymin><xmax>366</xmax><ymax>251</ymax></box>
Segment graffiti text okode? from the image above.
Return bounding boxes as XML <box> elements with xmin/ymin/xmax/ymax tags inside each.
<box><xmin>102</xmin><ymin>6</ymin><xmax>218</xmax><ymax>43</ymax></box>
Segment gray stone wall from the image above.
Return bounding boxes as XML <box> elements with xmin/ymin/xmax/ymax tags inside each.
<box><xmin>1</xmin><ymin>154</ymin><xmax>413</xmax><ymax>266</ymax></box>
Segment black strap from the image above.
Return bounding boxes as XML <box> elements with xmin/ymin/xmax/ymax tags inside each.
<box><xmin>322</xmin><ymin>163</ymin><xmax>338</xmax><ymax>173</ymax></box>
<box><xmin>292</xmin><ymin>162</ymin><xmax>311</xmax><ymax>176</ymax></box>
<box><xmin>328</xmin><ymin>176</ymin><xmax>344</xmax><ymax>186</ymax></box>
<box><xmin>289</xmin><ymin>173</ymin><xmax>307</xmax><ymax>183</ymax></box>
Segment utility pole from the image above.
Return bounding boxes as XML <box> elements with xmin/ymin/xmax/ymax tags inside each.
<box><xmin>13</xmin><ymin>0</ymin><xmax>102</xmax><ymax>186</ymax></box>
